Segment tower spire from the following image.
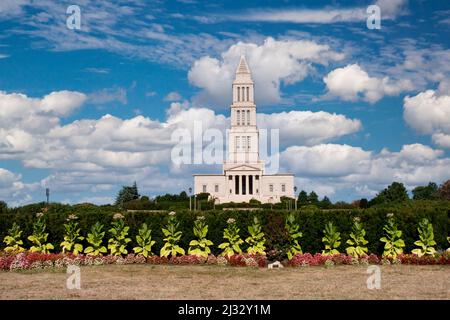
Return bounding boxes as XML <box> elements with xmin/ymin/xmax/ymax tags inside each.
<box><xmin>236</xmin><ymin>55</ymin><xmax>250</xmax><ymax>74</ymax></box>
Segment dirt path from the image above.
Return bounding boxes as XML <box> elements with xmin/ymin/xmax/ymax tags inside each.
<box><xmin>0</xmin><ymin>264</ymin><xmax>448</xmax><ymax>299</ymax></box>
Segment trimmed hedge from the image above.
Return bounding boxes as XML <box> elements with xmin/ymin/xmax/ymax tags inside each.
<box><xmin>0</xmin><ymin>201</ymin><xmax>449</xmax><ymax>256</ymax></box>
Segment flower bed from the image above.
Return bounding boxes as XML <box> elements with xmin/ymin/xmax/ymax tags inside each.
<box><xmin>1</xmin><ymin>251</ymin><xmax>449</xmax><ymax>272</ymax></box>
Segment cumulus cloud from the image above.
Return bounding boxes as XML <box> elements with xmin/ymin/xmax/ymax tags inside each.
<box><xmin>403</xmin><ymin>90</ymin><xmax>450</xmax><ymax>148</ymax></box>
<box><xmin>282</xmin><ymin>142</ymin><xmax>450</xmax><ymax>199</ymax></box>
<box><xmin>188</xmin><ymin>37</ymin><xmax>344</xmax><ymax>107</ymax></box>
<box><xmin>323</xmin><ymin>64</ymin><xmax>413</xmax><ymax>103</ymax></box>
<box><xmin>164</xmin><ymin>91</ymin><xmax>182</xmax><ymax>102</ymax></box>
<box><xmin>281</xmin><ymin>144</ymin><xmax>371</xmax><ymax>177</ymax></box>
<box><xmin>258</xmin><ymin>111</ymin><xmax>361</xmax><ymax>147</ymax></box>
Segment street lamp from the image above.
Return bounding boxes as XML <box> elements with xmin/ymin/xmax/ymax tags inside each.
<box><xmin>294</xmin><ymin>186</ymin><xmax>298</xmax><ymax>211</ymax></box>
<box><xmin>189</xmin><ymin>187</ymin><xmax>192</xmax><ymax>211</ymax></box>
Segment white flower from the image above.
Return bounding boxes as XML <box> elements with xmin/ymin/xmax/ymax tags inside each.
<box><xmin>168</xmin><ymin>211</ymin><xmax>176</xmax><ymax>216</ymax></box>
<box><xmin>386</xmin><ymin>213</ymin><xmax>394</xmax><ymax>218</ymax></box>
<box><xmin>67</xmin><ymin>214</ymin><xmax>78</xmax><ymax>221</ymax></box>
<box><xmin>36</xmin><ymin>212</ymin><xmax>44</xmax><ymax>218</ymax></box>
<box><xmin>113</xmin><ymin>213</ymin><xmax>125</xmax><ymax>220</ymax></box>
<box><xmin>227</xmin><ymin>218</ymin><xmax>236</xmax><ymax>224</ymax></box>
<box><xmin>353</xmin><ymin>217</ymin><xmax>361</xmax><ymax>223</ymax></box>
<box><xmin>196</xmin><ymin>215</ymin><xmax>205</xmax><ymax>221</ymax></box>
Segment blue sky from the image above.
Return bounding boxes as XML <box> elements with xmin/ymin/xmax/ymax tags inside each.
<box><xmin>0</xmin><ymin>0</ymin><xmax>449</xmax><ymax>206</ymax></box>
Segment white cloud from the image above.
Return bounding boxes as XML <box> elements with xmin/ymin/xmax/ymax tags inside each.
<box><xmin>222</xmin><ymin>0</ymin><xmax>407</xmax><ymax>24</ymax></box>
<box><xmin>323</xmin><ymin>64</ymin><xmax>413</xmax><ymax>103</ymax></box>
<box><xmin>403</xmin><ymin>90</ymin><xmax>450</xmax><ymax>149</ymax></box>
<box><xmin>282</xmin><ymin>144</ymin><xmax>371</xmax><ymax>177</ymax></box>
<box><xmin>258</xmin><ymin>111</ymin><xmax>361</xmax><ymax>147</ymax></box>
<box><xmin>281</xmin><ymin>142</ymin><xmax>450</xmax><ymax>199</ymax></box>
<box><xmin>188</xmin><ymin>37</ymin><xmax>344</xmax><ymax>107</ymax></box>
<box><xmin>164</xmin><ymin>91</ymin><xmax>182</xmax><ymax>102</ymax></box>
<box><xmin>88</xmin><ymin>87</ymin><xmax>127</xmax><ymax>105</ymax></box>
<box><xmin>40</xmin><ymin>90</ymin><xmax>87</xmax><ymax>116</ymax></box>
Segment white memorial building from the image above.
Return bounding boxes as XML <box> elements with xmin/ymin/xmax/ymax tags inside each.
<box><xmin>193</xmin><ymin>56</ymin><xmax>294</xmax><ymax>204</ymax></box>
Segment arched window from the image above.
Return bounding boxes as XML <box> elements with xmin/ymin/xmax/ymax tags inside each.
<box><xmin>247</xmin><ymin>87</ymin><xmax>249</xmax><ymax>101</ymax></box>
<box><xmin>237</xmin><ymin>86</ymin><xmax>240</xmax><ymax>101</ymax></box>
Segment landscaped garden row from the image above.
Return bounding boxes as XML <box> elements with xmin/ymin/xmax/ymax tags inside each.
<box><xmin>1</xmin><ymin>205</ymin><xmax>449</xmax><ymax>271</ymax></box>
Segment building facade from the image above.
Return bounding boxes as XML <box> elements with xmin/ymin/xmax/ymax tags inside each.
<box><xmin>193</xmin><ymin>56</ymin><xmax>294</xmax><ymax>204</ymax></box>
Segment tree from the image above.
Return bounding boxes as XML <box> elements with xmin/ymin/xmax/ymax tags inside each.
<box><xmin>370</xmin><ymin>182</ymin><xmax>409</xmax><ymax>205</ymax></box>
<box><xmin>438</xmin><ymin>180</ymin><xmax>450</xmax><ymax>200</ymax></box>
<box><xmin>115</xmin><ymin>182</ymin><xmax>140</xmax><ymax>205</ymax></box>
<box><xmin>297</xmin><ymin>191</ymin><xmax>308</xmax><ymax>206</ymax></box>
<box><xmin>0</xmin><ymin>201</ymin><xmax>7</xmax><ymax>214</ymax></box>
<box><xmin>359</xmin><ymin>198</ymin><xmax>369</xmax><ymax>209</ymax></box>
<box><xmin>319</xmin><ymin>196</ymin><xmax>332</xmax><ymax>209</ymax></box>
<box><xmin>307</xmin><ymin>191</ymin><xmax>319</xmax><ymax>205</ymax></box>
<box><xmin>412</xmin><ymin>182</ymin><xmax>439</xmax><ymax>200</ymax></box>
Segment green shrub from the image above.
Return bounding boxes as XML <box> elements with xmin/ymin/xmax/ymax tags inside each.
<box><xmin>133</xmin><ymin>223</ymin><xmax>156</xmax><ymax>257</ymax></box>
<box><xmin>412</xmin><ymin>218</ymin><xmax>437</xmax><ymax>257</ymax></box>
<box><xmin>160</xmin><ymin>212</ymin><xmax>185</xmax><ymax>257</ymax></box>
<box><xmin>84</xmin><ymin>222</ymin><xmax>107</xmax><ymax>256</ymax></box>
<box><xmin>188</xmin><ymin>215</ymin><xmax>213</xmax><ymax>257</ymax></box>
<box><xmin>218</xmin><ymin>218</ymin><xmax>243</xmax><ymax>257</ymax></box>
<box><xmin>285</xmin><ymin>213</ymin><xmax>302</xmax><ymax>259</ymax></box>
<box><xmin>28</xmin><ymin>214</ymin><xmax>54</xmax><ymax>253</ymax></box>
<box><xmin>108</xmin><ymin>215</ymin><xmax>131</xmax><ymax>256</ymax></box>
<box><xmin>322</xmin><ymin>221</ymin><xmax>341</xmax><ymax>255</ymax></box>
<box><xmin>245</xmin><ymin>216</ymin><xmax>266</xmax><ymax>255</ymax></box>
<box><xmin>3</xmin><ymin>222</ymin><xmax>25</xmax><ymax>253</ymax></box>
<box><xmin>346</xmin><ymin>217</ymin><xmax>368</xmax><ymax>257</ymax></box>
<box><xmin>60</xmin><ymin>215</ymin><xmax>84</xmax><ymax>255</ymax></box>
<box><xmin>380</xmin><ymin>213</ymin><xmax>405</xmax><ymax>258</ymax></box>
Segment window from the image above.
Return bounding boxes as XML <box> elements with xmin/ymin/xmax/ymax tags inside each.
<box><xmin>269</xmin><ymin>184</ymin><xmax>273</xmax><ymax>193</ymax></box>
<box><xmin>242</xmin><ymin>136</ymin><xmax>246</xmax><ymax>150</ymax></box>
<box><xmin>241</xmin><ymin>109</ymin><xmax>245</xmax><ymax>125</ymax></box>
<box><xmin>215</xmin><ymin>184</ymin><xmax>219</xmax><ymax>193</ymax></box>
<box><xmin>228</xmin><ymin>175</ymin><xmax>233</xmax><ymax>180</ymax></box>
<box><xmin>237</xmin><ymin>86</ymin><xmax>240</xmax><ymax>101</ymax></box>
<box><xmin>247</xmin><ymin>136</ymin><xmax>251</xmax><ymax>150</ymax></box>
<box><xmin>242</xmin><ymin>87</ymin><xmax>245</xmax><ymax>101</ymax></box>
<box><xmin>255</xmin><ymin>175</ymin><xmax>259</xmax><ymax>180</ymax></box>
<box><xmin>236</xmin><ymin>136</ymin><xmax>240</xmax><ymax>151</ymax></box>
<box><xmin>202</xmin><ymin>185</ymin><xmax>207</xmax><ymax>193</ymax></box>
<box><xmin>281</xmin><ymin>184</ymin><xmax>286</xmax><ymax>192</ymax></box>
<box><xmin>247</xmin><ymin>87</ymin><xmax>249</xmax><ymax>101</ymax></box>
<box><xmin>237</xmin><ymin>110</ymin><xmax>240</xmax><ymax>125</ymax></box>
<box><xmin>235</xmin><ymin>175</ymin><xmax>239</xmax><ymax>194</ymax></box>
<box><xmin>247</xmin><ymin>110</ymin><xmax>250</xmax><ymax>125</ymax></box>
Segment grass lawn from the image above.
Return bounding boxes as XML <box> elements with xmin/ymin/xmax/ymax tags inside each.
<box><xmin>0</xmin><ymin>264</ymin><xmax>448</xmax><ymax>300</ymax></box>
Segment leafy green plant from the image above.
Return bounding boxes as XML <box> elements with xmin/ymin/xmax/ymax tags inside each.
<box><xmin>133</xmin><ymin>223</ymin><xmax>156</xmax><ymax>257</ymax></box>
<box><xmin>3</xmin><ymin>222</ymin><xmax>25</xmax><ymax>253</ymax></box>
<box><xmin>108</xmin><ymin>216</ymin><xmax>131</xmax><ymax>256</ymax></box>
<box><xmin>285</xmin><ymin>213</ymin><xmax>302</xmax><ymax>260</ymax></box>
<box><xmin>160</xmin><ymin>212</ymin><xmax>185</xmax><ymax>257</ymax></box>
<box><xmin>84</xmin><ymin>222</ymin><xmax>107</xmax><ymax>256</ymax></box>
<box><xmin>188</xmin><ymin>216</ymin><xmax>213</xmax><ymax>257</ymax></box>
<box><xmin>218</xmin><ymin>218</ymin><xmax>244</xmax><ymax>257</ymax></box>
<box><xmin>380</xmin><ymin>213</ymin><xmax>405</xmax><ymax>258</ymax></box>
<box><xmin>412</xmin><ymin>218</ymin><xmax>436</xmax><ymax>257</ymax></box>
<box><xmin>245</xmin><ymin>216</ymin><xmax>266</xmax><ymax>255</ymax></box>
<box><xmin>346</xmin><ymin>217</ymin><xmax>368</xmax><ymax>258</ymax></box>
<box><xmin>28</xmin><ymin>214</ymin><xmax>54</xmax><ymax>253</ymax></box>
<box><xmin>322</xmin><ymin>221</ymin><xmax>341</xmax><ymax>255</ymax></box>
<box><xmin>60</xmin><ymin>215</ymin><xmax>84</xmax><ymax>255</ymax></box>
